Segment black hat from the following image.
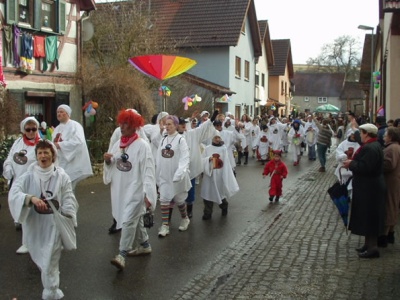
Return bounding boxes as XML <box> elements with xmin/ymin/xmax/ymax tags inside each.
<box><xmin>178</xmin><ymin>117</ymin><xmax>188</xmax><ymax>125</ymax></box>
<box><xmin>213</xmin><ymin>120</ymin><xmax>222</xmax><ymax>126</ymax></box>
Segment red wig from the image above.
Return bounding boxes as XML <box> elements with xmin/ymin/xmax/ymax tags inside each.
<box><xmin>117</xmin><ymin>110</ymin><xmax>144</xmax><ymax>129</ymax></box>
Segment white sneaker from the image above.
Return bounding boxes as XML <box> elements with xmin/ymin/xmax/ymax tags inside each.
<box><xmin>110</xmin><ymin>254</ymin><xmax>125</xmax><ymax>270</ymax></box>
<box><xmin>128</xmin><ymin>245</ymin><xmax>152</xmax><ymax>256</ymax></box>
<box><xmin>158</xmin><ymin>225</ymin><xmax>170</xmax><ymax>237</ymax></box>
<box><xmin>179</xmin><ymin>217</ymin><xmax>190</xmax><ymax>231</ymax></box>
<box><xmin>16</xmin><ymin>244</ymin><xmax>29</xmax><ymax>254</ymax></box>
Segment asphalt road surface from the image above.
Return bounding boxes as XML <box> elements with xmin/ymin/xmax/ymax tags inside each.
<box><xmin>0</xmin><ymin>150</ymin><xmax>321</xmax><ymax>299</ymax></box>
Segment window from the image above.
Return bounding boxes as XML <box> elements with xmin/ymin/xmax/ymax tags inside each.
<box><xmin>281</xmin><ymin>81</ymin><xmax>284</xmax><ymax>95</ymax></box>
<box><xmin>244</xmin><ymin>60</ymin><xmax>250</xmax><ymax>81</ymax></box>
<box><xmin>255</xmin><ymin>70</ymin><xmax>259</xmax><ymax>86</ymax></box>
<box><xmin>241</xmin><ymin>21</ymin><xmax>245</xmax><ymax>34</ymax></box>
<box><xmin>304</xmin><ymin>97</ymin><xmax>309</xmax><ymax>102</ymax></box>
<box><xmin>318</xmin><ymin>97</ymin><xmax>328</xmax><ymax>103</ymax></box>
<box><xmin>6</xmin><ymin>0</ymin><xmax>66</xmax><ymax>34</ymax></box>
<box><xmin>261</xmin><ymin>73</ymin><xmax>265</xmax><ymax>87</ymax></box>
<box><xmin>235</xmin><ymin>56</ymin><xmax>241</xmax><ymax>78</ymax></box>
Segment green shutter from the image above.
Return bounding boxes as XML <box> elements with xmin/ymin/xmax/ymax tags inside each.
<box><xmin>58</xmin><ymin>0</ymin><xmax>66</xmax><ymax>34</ymax></box>
<box><xmin>33</xmin><ymin>0</ymin><xmax>42</xmax><ymax>29</ymax></box>
<box><xmin>6</xmin><ymin>0</ymin><xmax>17</xmax><ymax>24</ymax></box>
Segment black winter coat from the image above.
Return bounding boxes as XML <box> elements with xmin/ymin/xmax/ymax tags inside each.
<box><xmin>348</xmin><ymin>140</ymin><xmax>385</xmax><ymax>236</ymax></box>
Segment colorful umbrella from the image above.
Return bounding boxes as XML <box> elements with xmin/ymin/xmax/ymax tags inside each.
<box><xmin>128</xmin><ymin>55</ymin><xmax>197</xmax><ymax>81</ymax></box>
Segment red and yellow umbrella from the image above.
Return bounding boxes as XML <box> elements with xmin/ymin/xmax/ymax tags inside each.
<box><xmin>128</xmin><ymin>55</ymin><xmax>197</xmax><ymax>81</ymax></box>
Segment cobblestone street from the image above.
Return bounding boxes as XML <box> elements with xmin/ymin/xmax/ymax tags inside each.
<box><xmin>173</xmin><ymin>154</ymin><xmax>400</xmax><ymax>300</ymax></box>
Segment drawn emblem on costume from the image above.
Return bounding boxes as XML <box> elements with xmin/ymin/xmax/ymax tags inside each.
<box><xmin>54</xmin><ymin>133</ymin><xmax>63</xmax><ymax>143</ymax></box>
<box><xmin>13</xmin><ymin>150</ymin><xmax>28</xmax><ymax>165</ymax></box>
<box><xmin>260</xmin><ymin>136</ymin><xmax>268</xmax><ymax>143</ymax></box>
<box><xmin>273</xmin><ymin>128</ymin><xmax>278</xmax><ymax>134</ymax></box>
<box><xmin>212</xmin><ymin>153</ymin><xmax>223</xmax><ymax>169</ymax></box>
<box><xmin>34</xmin><ymin>191</ymin><xmax>59</xmax><ymax>214</ymax></box>
<box><xmin>116</xmin><ymin>152</ymin><xmax>132</xmax><ymax>172</ymax></box>
<box><xmin>251</xmin><ymin>130</ymin><xmax>255</xmax><ymax>136</ymax></box>
<box><xmin>161</xmin><ymin>143</ymin><xmax>174</xmax><ymax>158</ymax></box>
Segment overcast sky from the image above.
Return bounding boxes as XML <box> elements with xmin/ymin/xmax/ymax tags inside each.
<box><xmin>254</xmin><ymin>0</ymin><xmax>379</xmax><ymax>64</ymax></box>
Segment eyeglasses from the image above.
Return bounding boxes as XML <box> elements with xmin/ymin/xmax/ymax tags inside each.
<box><xmin>165</xmin><ymin>144</ymin><xmax>172</xmax><ymax>150</ymax></box>
<box><xmin>121</xmin><ymin>152</ymin><xmax>129</xmax><ymax>163</ymax></box>
<box><xmin>25</xmin><ymin>127</ymin><xmax>37</xmax><ymax>132</ymax></box>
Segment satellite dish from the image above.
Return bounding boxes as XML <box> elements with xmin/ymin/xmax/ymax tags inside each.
<box><xmin>82</xmin><ymin>20</ymin><xmax>94</xmax><ymax>42</ymax></box>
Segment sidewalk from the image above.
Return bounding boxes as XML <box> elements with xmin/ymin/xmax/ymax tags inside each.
<box><xmin>173</xmin><ymin>153</ymin><xmax>400</xmax><ymax>300</ymax></box>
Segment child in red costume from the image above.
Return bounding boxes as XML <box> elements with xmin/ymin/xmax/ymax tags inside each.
<box><xmin>262</xmin><ymin>150</ymin><xmax>288</xmax><ymax>202</ymax></box>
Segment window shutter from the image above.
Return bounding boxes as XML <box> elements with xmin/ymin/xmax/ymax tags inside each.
<box><xmin>6</xmin><ymin>0</ymin><xmax>17</xmax><ymax>24</ymax></box>
<box><xmin>33</xmin><ymin>0</ymin><xmax>42</xmax><ymax>29</ymax></box>
<box><xmin>58</xmin><ymin>0</ymin><xmax>66</xmax><ymax>34</ymax></box>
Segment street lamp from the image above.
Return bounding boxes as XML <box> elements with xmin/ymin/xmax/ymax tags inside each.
<box><xmin>358</xmin><ymin>25</ymin><xmax>374</xmax><ymax>121</ymax></box>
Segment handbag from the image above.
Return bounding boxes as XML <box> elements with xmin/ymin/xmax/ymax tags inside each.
<box><xmin>47</xmin><ymin>200</ymin><xmax>77</xmax><ymax>250</ymax></box>
<box><xmin>143</xmin><ymin>209</ymin><xmax>154</xmax><ymax>229</ymax></box>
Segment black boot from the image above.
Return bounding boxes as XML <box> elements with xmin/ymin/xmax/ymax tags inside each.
<box><xmin>168</xmin><ymin>208</ymin><xmax>173</xmax><ymax>223</ymax></box>
<box><xmin>275</xmin><ymin>196</ymin><xmax>280</xmax><ymax>202</ymax></box>
<box><xmin>387</xmin><ymin>231</ymin><xmax>395</xmax><ymax>244</ymax></box>
<box><xmin>378</xmin><ymin>235</ymin><xmax>388</xmax><ymax>248</ymax></box>
<box><xmin>244</xmin><ymin>152</ymin><xmax>249</xmax><ymax>165</ymax></box>
<box><xmin>269</xmin><ymin>196</ymin><xmax>273</xmax><ymax>202</ymax></box>
<box><xmin>237</xmin><ymin>151</ymin><xmax>243</xmax><ymax>165</ymax></box>
<box><xmin>108</xmin><ymin>218</ymin><xmax>121</xmax><ymax>234</ymax></box>
<box><xmin>187</xmin><ymin>204</ymin><xmax>193</xmax><ymax>219</ymax></box>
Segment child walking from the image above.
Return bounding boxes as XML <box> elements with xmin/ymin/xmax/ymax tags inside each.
<box><xmin>262</xmin><ymin>150</ymin><xmax>288</xmax><ymax>202</ymax></box>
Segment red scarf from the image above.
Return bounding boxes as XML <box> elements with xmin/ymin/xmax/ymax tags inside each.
<box><xmin>120</xmin><ymin>132</ymin><xmax>138</xmax><ymax>149</ymax></box>
<box><xmin>23</xmin><ymin>134</ymin><xmax>40</xmax><ymax>146</ymax></box>
<box><xmin>353</xmin><ymin>137</ymin><xmax>378</xmax><ymax>158</ymax></box>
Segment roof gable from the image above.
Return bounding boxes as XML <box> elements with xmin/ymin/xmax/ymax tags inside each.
<box><xmin>258</xmin><ymin>20</ymin><xmax>274</xmax><ymax>68</ymax></box>
<box><xmin>293</xmin><ymin>73</ymin><xmax>345</xmax><ymax>97</ymax></box>
<box><xmin>269</xmin><ymin>39</ymin><xmax>293</xmax><ymax>77</ymax></box>
<box><xmin>151</xmin><ymin>0</ymin><xmax>262</xmax><ymax>57</ymax></box>
<box><xmin>340</xmin><ymin>82</ymin><xmax>365</xmax><ymax>100</ymax></box>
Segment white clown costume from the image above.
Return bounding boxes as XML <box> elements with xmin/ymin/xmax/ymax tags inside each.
<box><xmin>52</xmin><ymin>119</ymin><xmax>93</xmax><ymax>188</ymax></box>
<box><xmin>103</xmin><ymin>137</ymin><xmax>157</xmax><ymax>244</ymax></box>
<box><xmin>9</xmin><ymin>162</ymin><xmax>78</xmax><ymax>300</ymax></box>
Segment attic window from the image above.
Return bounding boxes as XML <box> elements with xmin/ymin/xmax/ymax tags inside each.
<box><xmin>304</xmin><ymin>97</ymin><xmax>309</xmax><ymax>102</ymax></box>
<box><xmin>241</xmin><ymin>22</ymin><xmax>245</xmax><ymax>34</ymax></box>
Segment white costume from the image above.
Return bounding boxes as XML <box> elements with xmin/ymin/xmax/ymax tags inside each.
<box><xmin>200</xmin><ymin>143</ymin><xmax>239</xmax><ymax>203</ymax></box>
<box><xmin>334</xmin><ymin>132</ymin><xmax>360</xmax><ymax>184</ymax></box>
<box><xmin>156</xmin><ymin>132</ymin><xmax>191</xmax><ymax>202</ymax></box>
<box><xmin>288</xmin><ymin>121</ymin><xmax>306</xmax><ymax>163</ymax></box>
<box><xmin>3</xmin><ymin>137</ymin><xmax>37</xmax><ymax>185</ymax></box>
<box><xmin>303</xmin><ymin>121</ymin><xmax>319</xmax><ymax>146</ymax></box>
<box><xmin>9</xmin><ymin>163</ymin><xmax>78</xmax><ymax>300</ymax></box>
<box><xmin>267</xmin><ymin>122</ymin><xmax>287</xmax><ymax>151</ymax></box>
<box><xmin>218</xmin><ymin>129</ymin><xmax>246</xmax><ymax>168</ymax></box>
<box><xmin>3</xmin><ymin>117</ymin><xmax>40</xmax><ymax>185</ymax></box>
<box><xmin>143</xmin><ymin>124</ymin><xmax>164</xmax><ymax>161</ymax></box>
<box><xmin>256</xmin><ymin>130</ymin><xmax>270</xmax><ymax>160</ymax></box>
<box><xmin>182</xmin><ymin>119</ymin><xmax>217</xmax><ymax>180</ymax></box>
<box><xmin>52</xmin><ymin>119</ymin><xmax>93</xmax><ymax>186</ymax></box>
<box><xmin>103</xmin><ymin>137</ymin><xmax>157</xmax><ymax>245</ymax></box>
<box><xmin>249</xmin><ymin>123</ymin><xmax>260</xmax><ymax>150</ymax></box>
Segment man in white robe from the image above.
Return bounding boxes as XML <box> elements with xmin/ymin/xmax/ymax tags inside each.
<box><xmin>303</xmin><ymin>115</ymin><xmax>319</xmax><ymax>160</ymax></box>
<box><xmin>104</xmin><ymin>110</ymin><xmax>157</xmax><ymax>271</ymax></box>
<box><xmin>52</xmin><ymin>104</ymin><xmax>93</xmax><ymax>190</ymax></box>
<box><xmin>200</xmin><ymin>132</ymin><xmax>239</xmax><ymax>219</ymax></box>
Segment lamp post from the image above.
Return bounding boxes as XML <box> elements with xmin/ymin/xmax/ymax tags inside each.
<box><xmin>358</xmin><ymin>25</ymin><xmax>374</xmax><ymax>121</ymax></box>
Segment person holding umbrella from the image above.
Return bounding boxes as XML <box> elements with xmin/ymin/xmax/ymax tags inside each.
<box><xmin>342</xmin><ymin>124</ymin><xmax>385</xmax><ymax>258</ymax></box>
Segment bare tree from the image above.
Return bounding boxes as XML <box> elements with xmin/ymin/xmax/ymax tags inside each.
<box><xmin>306</xmin><ymin>35</ymin><xmax>361</xmax><ymax>81</ymax></box>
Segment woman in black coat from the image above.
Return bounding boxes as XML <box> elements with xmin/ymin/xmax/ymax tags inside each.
<box><xmin>343</xmin><ymin>123</ymin><xmax>385</xmax><ymax>258</ymax></box>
